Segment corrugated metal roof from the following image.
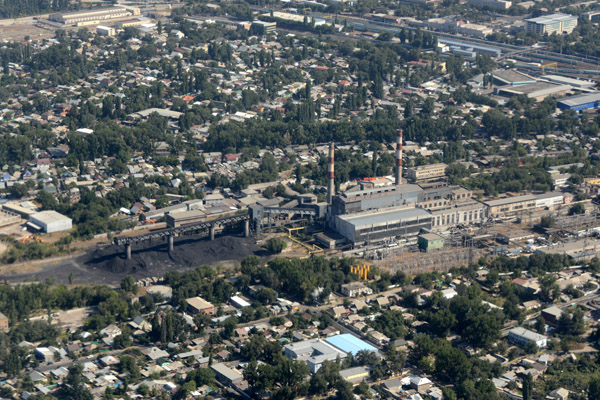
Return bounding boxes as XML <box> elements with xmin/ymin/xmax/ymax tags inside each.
<box><xmin>558</xmin><ymin>92</ymin><xmax>600</xmax><ymax>107</ymax></box>
<box><xmin>339</xmin><ymin>207</ymin><xmax>430</xmax><ymax>228</ymax></box>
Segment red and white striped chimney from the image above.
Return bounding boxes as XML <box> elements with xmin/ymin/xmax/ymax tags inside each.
<box><xmin>327</xmin><ymin>142</ymin><xmax>335</xmax><ymax>204</ymax></box>
<box><xmin>395</xmin><ymin>129</ymin><xmax>403</xmax><ymax>185</ymax></box>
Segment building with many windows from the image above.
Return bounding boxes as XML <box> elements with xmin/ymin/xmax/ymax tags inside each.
<box><xmin>50</xmin><ymin>6</ymin><xmax>140</xmax><ymax>25</ymax></box>
<box><xmin>484</xmin><ymin>192</ymin><xmax>564</xmax><ymax>218</ymax></box>
<box><xmin>331</xmin><ymin>206</ymin><xmax>432</xmax><ymax>245</ymax></box>
<box><xmin>525</xmin><ymin>13</ymin><xmax>577</xmax><ymax>35</ymax></box>
<box><xmin>407</xmin><ymin>163</ymin><xmax>448</xmax><ymax>182</ymax></box>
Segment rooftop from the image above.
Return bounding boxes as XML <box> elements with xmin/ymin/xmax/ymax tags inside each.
<box><xmin>558</xmin><ymin>92</ymin><xmax>600</xmax><ymax>107</ymax></box>
<box><xmin>525</xmin><ymin>13</ymin><xmax>576</xmax><ymax>24</ymax></box>
<box><xmin>338</xmin><ymin>206</ymin><xmax>431</xmax><ymax>228</ymax></box>
<box><xmin>325</xmin><ymin>334</ymin><xmax>377</xmax><ymax>355</ymax></box>
<box><xmin>186</xmin><ymin>296</ymin><xmax>213</xmax><ymax>310</ymax></box>
<box><xmin>509</xmin><ymin>327</ymin><xmax>547</xmax><ymax>342</ymax></box>
<box><xmin>30</xmin><ymin>210</ymin><xmax>71</xmax><ymax>224</ymax></box>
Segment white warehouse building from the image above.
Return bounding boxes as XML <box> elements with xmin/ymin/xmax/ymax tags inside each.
<box><xmin>508</xmin><ymin>327</ymin><xmax>548</xmax><ymax>348</ymax></box>
<box><xmin>29</xmin><ymin>211</ymin><xmax>72</xmax><ymax>233</ymax></box>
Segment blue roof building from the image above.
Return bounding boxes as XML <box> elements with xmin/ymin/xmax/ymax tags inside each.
<box><xmin>557</xmin><ymin>92</ymin><xmax>600</xmax><ymax>111</ymax></box>
<box><xmin>325</xmin><ymin>334</ymin><xmax>377</xmax><ymax>355</ymax></box>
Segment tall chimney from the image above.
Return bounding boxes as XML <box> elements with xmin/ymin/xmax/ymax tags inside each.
<box><xmin>327</xmin><ymin>142</ymin><xmax>335</xmax><ymax>204</ymax></box>
<box><xmin>395</xmin><ymin>129</ymin><xmax>403</xmax><ymax>185</ymax></box>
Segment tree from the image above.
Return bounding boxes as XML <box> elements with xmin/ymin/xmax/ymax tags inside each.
<box><xmin>534</xmin><ymin>315</ymin><xmax>546</xmax><ymax>334</ymax></box>
<box><xmin>36</xmin><ymin>190</ymin><xmax>58</xmax><ymax>210</ymax></box>
<box><xmin>524</xmin><ymin>341</ymin><xmax>538</xmax><ymax>355</ymax></box>
<box><xmin>540</xmin><ymin>215</ymin><xmax>555</xmax><ymax>228</ymax></box>
<box><xmin>265</xmin><ymin>237</ymin><xmax>287</xmax><ymax>254</ymax></box>
<box><xmin>589</xmin><ymin>377</ymin><xmax>600</xmax><ymax>400</ymax></box>
<box><xmin>539</xmin><ymin>274</ymin><xmax>560</xmax><ymax>301</ymax></box>
<box><xmin>62</xmin><ymin>364</ymin><xmax>93</xmax><ymax>400</ymax></box>
<box><xmin>429</xmin><ymin>308</ymin><xmax>456</xmax><ymax>337</ymax></box>
<box><xmin>522</xmin><ymin>373</ymin><xmax>533</xmax><ymax>400</ymax></box>
<box><xmin>569</xmin><ymin>202</ymin><xmax>585</xmax><ymax>215</ymax></box>
<box><xmin>120</xmin><ymin>275</ymin><xmax>137</xmax><ymax>294</ymax></box>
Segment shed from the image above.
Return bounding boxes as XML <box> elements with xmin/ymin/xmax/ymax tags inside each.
<box><xmin>418</xmin><ymin>232</ymin><xmax>444</xmax><ymax>252</ymax></box>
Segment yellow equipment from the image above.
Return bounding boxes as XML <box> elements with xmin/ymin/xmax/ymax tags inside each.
<box><xmin>287</xmin><ymin>227</ymin><xmax>305</xmax><ymax>239</ymax></box>
<box><xmin>541</xmin><ymin>62</ymin><xmax>557</xmax><ymax>74</ymax></box>
<box><xmin>350</xmin><ymin>264</ymin><xmax>370</xmax><ymax>280</ymax></box>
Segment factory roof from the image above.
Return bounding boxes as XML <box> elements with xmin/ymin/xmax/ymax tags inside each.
<box><xmin>437</xmin><ymin>38</ymin><xmax>501</xmax><ymax>54</ymax></box>
<box><xmin>420</xmin><ymin>232</ymin><xmax>444</xmax><ymax>241</ymax></box>
<box><xmin>541</xmin><ymin>75</ymin><xmax>595</xmax><ymax>88</ymax></box>
<box><xmin>51</xmin><ymin>6</ymin><xmax>129</xmax><ymax>18</ymax></box>
<box><xmin>484</xmin><ymin>194</ymin><xmax>537</xmax><ymax>207</ymax></box>
<box><xmin>325</xmin><ymin>334</ymin><xmax>377</xmax><ymax>355</ymax></box>
<box><xmin>509</xmin><ymin>327</ymin><xmax>547</xmax><ymax>342</ymax></box>
<box><xmin>211</xmin><ymin>363</ymin><xmax>243</xmax><ymax>381</ymax></box>
<box><xmin>186</xmin><ymin>296</ymin><xmax>213</xmax><ymax>311</ymax></box>
<box><xmin>341</xmin><ymin>184</ymin><xmax>422</xmax><ymax>200</ymax></box>
<box><xmin>30</xmin><ymin>210</ymin><xmax>71</xmax><ymax>224</ymax></box>
<box><xmin>408</xmin><ymin>163</ymin><xmax>447</xmax><ymax>171</ymax></box>
<box><xmin>525</xmin><ymin>13</ymin><xmax>576</xmax><ymax>24</ymax></box>
<box><xmin>498</xmin><ymin>82</ymin><xmax>571</xmax><ymax>98</ymax></box>
<box><xmin>492</xmin><ymin>69</ymin><xmax>536</xmax><ymax>85</ymax></box>
<box><xmin>168</xmin><ymin>210</ymin><xmax>206</xmax><ymax>220</ymax></box>
<box><xmin>558</xmin><ymin>92</ymin><xmax>600</xmax><ymax>107</ymax></box>
<box><xmin>339</xmin><ymin>206</ymin><xmax>430</xmax><ymax>228</ymax></box>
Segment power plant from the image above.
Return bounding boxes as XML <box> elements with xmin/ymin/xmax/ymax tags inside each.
<box><xmin>112</xmin><ymin>140</ymin><xmax>570</xmax><ymax>260</ymax></box>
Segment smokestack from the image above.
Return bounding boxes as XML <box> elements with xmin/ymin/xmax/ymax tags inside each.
<box><xmin>395</xmin><ymin>129</ymin><xmax>403</xmax><ymax>185</ymax></box>
<box><xmin>327</xmin><ymin>142</ymin><xmax>335</xmax><ymax>204</ymax></box>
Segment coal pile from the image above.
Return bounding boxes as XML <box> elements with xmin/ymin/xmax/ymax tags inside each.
<box><xmin>84</xmin><ymin>235</ymin><xmax>262</xmax><ymax>276</ymax></box>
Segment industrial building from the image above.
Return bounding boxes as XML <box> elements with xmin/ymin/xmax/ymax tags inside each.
<box><xmin>495</xmin><ymin>81</ymin><xmax>572</xmax><ymax>101</ymax></box>
<box><xmin>325</xmin><ymin>334</ymin><xmax>377</xmax><ymax>355</ymax></box>
<box><xmin>263</xmin><ymin>11</ymin><xmax>326</xmax><ymax>26</ymax></box>
<box><xmin>581</xmin><ymin>11</ymin><xmax>600</xmax><ymax>23</ymax></box>
<box><xmin>407</xmin><ymin>163</ymin><xmax>447</xmax><ymax>182</ymax></box>
<box><xmin>484</xmin><ymin>192</ymin><xmax>564</xmax><ymax>218</ymax></box>
<box><xmin>437</xmin><ymin>38</ymin><xmax>501</xmax><ymax>58</ymax></box>
<box><xmin>331</xmin><ymin>184</ymin><xmax>423</xmax><ymax>215</ymax></box>
<box><xmin>417</xmin><ymin>185</ymin><xmax>488</xmax><ymax>231</ymax></box>
<box><xmin>211</xmin><ymin>363</ymin><xmax>244</xmax><ymax>386</ymax></box>
<box><xmin>340</xmin><ymin>282</ymin><xmax>373</xmax><ymax>297</ymax></box>
<box><xmin>284</xmin><ymin>338</ymin><xmax>347</xmax><ymax>373</ymax></box>
<box><xmin>541</xmin><ymin>75</ymin><xmax>595</xmax><ymax>90</ymax></box>
<box><xmin>490</xmin><ymin>69</ymin><xmax>537</xmax><ymax>87</ymax></box>
<box><xmin>536</xmin><ymin>239</ymin><xmax>600</xmax><ymax>262</ymax></box>
<box><xmin>28</xmin><ymin>211</ymin><xmax>72</xmax><ymax>233</ymax></box>
<box><xmin>331</xmin><ymin>206</ymin><xmax>432</xmax><ymax>245</ymax></box>
<box><xmin>96</xmin><ymin>26</ymin><xmax>116</xmax><ymax>36</ymax></box>
<box><xmin>0</xmin><ymin>209</ymin><xmax>21</xmax><ymax>228</ymax></box>
<box><xmin>430</xmin><ymin>201</ymin><xmax>487</xmax><ymax>231</ymax></box>
<box><xmin>284</xmin><ymin>334</ymin><xmax>376</xmax><ymax>373</ymax></box>
<box><xmin>419</xmin><ymin>185</ymin><xmax>472</xmax><ymax>209</ymax></box>
<box><xmin>525</xmin><ymin>13</ymin><xmax>578</xmax><ymax>35</ymax></box>
<box><xmin>339</xmin><ymin>366</ymin><xmax>371</xmax><ymax>383</ymax></box>
<box><xmin>424</xmin><ymin>18</ymin><xmax>492</xmax><ymax>38</ymax></box>
<box><xmin>252</xmin><ymin>20</ymin><xmax>276</xmax><ymax>34</ymax></box>
<box><xmin>557</xmin><ymin>92</ymin><xmax>600</xmax><ymax>111</ymax></box>
<box><xmin>418</xmin><ymin>232</ymin><xmax>444</xmax><ymax>252</ymax></box>
<box><xmin>185</xmin><ymin>296</ymin><xmax>214</xmax><ymax>315</ymax></box>
<box><xmin>508</xmin><ymin>327</ymin><xmax>548</xmax><ymax>348</ymax></box>
<box><xmin>49</xmin><ymin>6</ymin><xmax>140</xmax><ymax>25</ymax></box>
<box><xmin>166</xmin><ymin>210</ymin><xmax>206</xmax><ymax>228</ymax></box>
